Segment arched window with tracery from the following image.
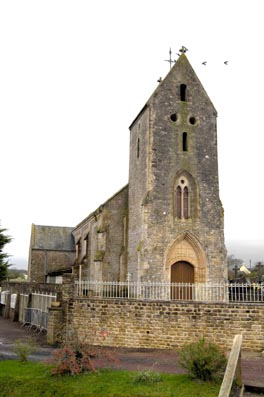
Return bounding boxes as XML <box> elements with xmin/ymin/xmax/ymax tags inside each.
<box><xmin>175</xmin><ymin>178</ymin><xmax>190</xmax><ymax>219</ymax></box>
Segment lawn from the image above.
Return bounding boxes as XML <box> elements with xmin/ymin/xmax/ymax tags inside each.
<box><xmin>0</xmin><ymin>360</ymin><xmax>220</xmax><ymax>397</ymax></box>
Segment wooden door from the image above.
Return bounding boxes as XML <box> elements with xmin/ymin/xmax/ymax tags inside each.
<box><xmin>171</xmin><ymin>261</ymin><xmax>194</xmax><ymax>300</ymax></box>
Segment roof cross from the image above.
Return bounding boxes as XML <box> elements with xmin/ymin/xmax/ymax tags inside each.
<box><xmin>164</xmin><ymin>48</ymin><xmax>175</xmax><ymax>69</ymax></box>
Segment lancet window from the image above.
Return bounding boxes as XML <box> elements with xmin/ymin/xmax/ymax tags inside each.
<box><xmin>175</xmin><ymin>178</ymin><xmax>190</xmax><ymax>219</ymax></box>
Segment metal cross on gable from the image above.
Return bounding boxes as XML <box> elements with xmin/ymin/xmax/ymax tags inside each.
<box><xmin>164</xmin><ymin>46</ymin><xmax>188</xmax><ymax>69</ymax></box>
<box><xmin>164</xmin><ymin>48</ymin><xmax>175</xmax><ymax>69</ymax></box>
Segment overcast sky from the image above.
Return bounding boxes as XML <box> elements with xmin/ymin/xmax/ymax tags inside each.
<box><xmin>1</xmin><ymin>0</ymin><xmax>264</xmax><ymax>269</ymax></box>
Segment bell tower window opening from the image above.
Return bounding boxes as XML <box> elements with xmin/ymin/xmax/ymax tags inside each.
<box><xmin>180</xmin><ymin>84</ymin><xmax>186</xmax><ymax>101</ymax></box>
<box><xmin>182</xmin><ymin>132</ymin><xmax>188</xmax><ymax>151</ymax></box>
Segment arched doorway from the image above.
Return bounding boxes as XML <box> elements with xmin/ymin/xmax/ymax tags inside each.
<box><xmin>171</xmin><ymin>261</ymin><xmax>194</xmax><ymax>300</ymax></box>
<box><xmin>166</xmin><ymin>232</ymin><xmax>207</xmax><ymax>284</ymax></box>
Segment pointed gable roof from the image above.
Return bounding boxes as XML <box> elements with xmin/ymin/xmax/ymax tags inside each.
<box><xmin>129</xmin><ymin>53</ymin><xmax>216</xmax><ymax>129</ymax></box>
<box><xmin>30</xmin><ymin>224</ymin><xmax>75</xmax><ymax>251</ymax></box>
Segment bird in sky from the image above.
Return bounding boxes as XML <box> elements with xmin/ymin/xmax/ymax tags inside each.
<box><xmin>224</xmin><ymin>61</ymin><xmax>229</xmax><ymax>65</ymax></box>
<box><xmin>179</xmin><ymin>46</ymin><xmax>188</xmax><ymax>53</ymax></box>
<box><xmin>202</xmin><ymin>61</ymin><xmax>207</xmax><ymax>66</ymax></box>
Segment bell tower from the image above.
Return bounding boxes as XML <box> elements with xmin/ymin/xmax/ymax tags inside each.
<box><xmin>127</xmin><ymin>50</ymin><xmax>227</xmax><ymax>283</ymax></box>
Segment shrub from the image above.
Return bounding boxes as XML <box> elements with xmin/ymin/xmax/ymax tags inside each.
<box><xmin>49</xmin><ymin>328</ymin><xmax>119</xmax><ymax>376</ymax></box>
<box><xmin>178</xmin><ymin>337</ymin><xmax>226</xmax><ymax>381</ymax></box>
<box><xmin>13</xmin><ymin>339</ymin><xmax>37</xmax><ymax>363</ymax></box>
<box><xmin>49</xmin><ymin>345</ymin><xmax>96</xmax><ymax>376</ymax></box>
<box><xmin>132</xmin><ymin>369</ymin><xmax>161</xmax><ymax>384</ymax></box>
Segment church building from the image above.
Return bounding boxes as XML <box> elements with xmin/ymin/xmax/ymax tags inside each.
<box><xmin>28</xmin><ymin>50</ymin><xmax>227</xmax><ymax>285</ymax></box>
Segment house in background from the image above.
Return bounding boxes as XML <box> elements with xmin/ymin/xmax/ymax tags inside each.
<box><xmin>28</xmin><ymin>225</ymin><xmax>75</xmax><ymax>283</ymax></box>
<box><xmin>28</xmin><ymin>50</ymin><xmax>227</xmax><ymax>285</ymax></box>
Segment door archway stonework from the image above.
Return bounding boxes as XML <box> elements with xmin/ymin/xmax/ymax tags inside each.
<box><xmin>166</xmin><ymin>232</ymin><xmax>207</xmax><ymax>283</ymax></box>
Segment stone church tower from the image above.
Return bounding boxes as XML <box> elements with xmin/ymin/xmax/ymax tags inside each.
<box><xmin>127</xmin><ymin>52</ymin><xmax>227</xmax><ymax>284</ymax></box>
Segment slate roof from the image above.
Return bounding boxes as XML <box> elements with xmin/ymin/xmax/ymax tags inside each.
<box><xmin>30</xmin><ymin>224</ymin><xmax>75</xmax><ymax>251</ymax></box>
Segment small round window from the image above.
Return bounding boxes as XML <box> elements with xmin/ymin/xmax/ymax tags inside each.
<box><xmin>189</xmin><ymin>116</ymin><xmax>196</xmax><ymax>125</ymax></box>
<box><xmin>170</xmin><ymin>113</ymin><xmax>177</xmax><ymax>123</ymax></box>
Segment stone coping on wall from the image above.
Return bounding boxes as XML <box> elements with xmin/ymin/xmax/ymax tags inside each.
<box><xmin>0</xmin><ymin>281</ymin><xmax>62</xmax><ymax>294</ymax></box>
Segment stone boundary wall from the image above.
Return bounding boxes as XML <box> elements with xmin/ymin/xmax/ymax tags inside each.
<box><xmin>0</xmin><ymin>281</ymin><xmax>63</xmax><ymax>321</ymax></box>
<box><xmin>0</xmin><ymin>281</ymin><xmax>62</xmax><ymax>295</ymax></box>
<box><xmin>69</xmin><ymin>299</ymin><xmax>264</xmax><ymax>352</ymax></box>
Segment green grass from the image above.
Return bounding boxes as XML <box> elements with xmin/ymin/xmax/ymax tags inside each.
<box><xmin>0</xmin><ymin>360</ymin><xmax>220</xmax><ymax>397</ymax></box>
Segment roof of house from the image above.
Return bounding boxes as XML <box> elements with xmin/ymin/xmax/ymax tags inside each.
<box><xmin>30</xmin><ymin>224</ymin><xmax>75</xmax><ymax>251</ymax></box>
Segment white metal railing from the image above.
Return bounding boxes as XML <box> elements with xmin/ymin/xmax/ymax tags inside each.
<box><xmin>31</xmin><ymin>291</ymin><xmax>57</xmax><ymax>312</ymax></box>
<box><xmin>75</xmin><ymin>280</ymin><xmax>264</xmax><ymax>303</ymax></box>
<box><xmin>19</xmin><ymin>294</ymin><xmax>29</xmax><ymax>322</ymax></box>
<box><xmin>24</xmin><ymin>308</ymin><xmax>49</xmax><ymax>330</ymax></box>
<box><xmin>228</xmin><ymin>282</ymin><xmax>264</xmax><ymax>302</ymax></box>
<box><xmin>22</xmin><ymin>291</ymin><xmax>57</xmax><ymax>331</ymax></box>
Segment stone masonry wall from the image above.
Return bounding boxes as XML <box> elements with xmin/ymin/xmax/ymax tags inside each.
<box><xmin>0</xmin><ymin>281</ymin><xmax>62</xmax><ymax>295</ymax></box>
<box><xmin>72</xmin><ymin>186</ymin><xmax>128</xmax><ymax>282</ymax></box>
<box><xmin>29</xmin><ymin>250</ymin><xmax>75</xmax><ymax>283</ymax></box>
<box><xmin>69</xmin><ymin>299</ymin><xmax>264</xmax><ymax>352</ymax></box>
<box><xmin>128</xmin><ymin>107</ymin><xmax>150</xmax><ymax>280</ymax></box>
